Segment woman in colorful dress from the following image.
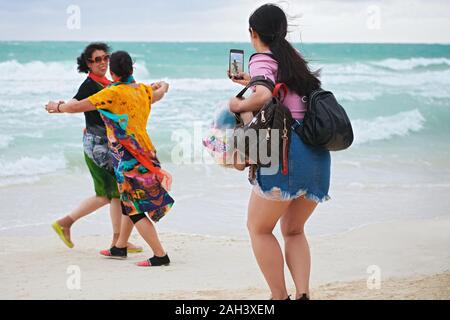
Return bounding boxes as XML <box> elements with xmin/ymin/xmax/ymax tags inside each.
<box><xmin>51</xmin><ymin>43</ymin><xmax>141</xmax><ymax>253</ymax></box>
<box><xmin>46</xmin><ymin>51</ymin><xmax>174</xmax><ymax>267</ymax></box>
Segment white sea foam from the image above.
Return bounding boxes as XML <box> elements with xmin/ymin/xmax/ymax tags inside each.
<box><xmin>353</xmin><ymin>109</ymin><xmax>426</xmax><ymax>145</ymax></box>
<box><xmin>1</xmin><ymin>59</ymin><xmax>448</xmax><ymax>99</ymax></box>
<box><xmin>370</xmin><ymin>57</ymin><xmax>450</xmax><ymax>71</ymax></box>
<box><xmin>0</xmin><ymin>60</ymin><xmax>82</xmax><ymax>81</ymax></box>
<box><xmin>0</xmin><ymin>135</ymin><xmax>14</xmax><ymax>149</ymax></box>
<box><xmin>0</xmin><ymin>155</ymin><xmax>67</xmax><ymax>179</ymax></box>
<box><xmin>150</xmin><ymin>78</ymin><xmax>237</xmax><ymax>92</ymax></box>
<box><xmin>0</xmin><ymin>176</ymin><xmax>41</xmax><ymax>187</ymax></box>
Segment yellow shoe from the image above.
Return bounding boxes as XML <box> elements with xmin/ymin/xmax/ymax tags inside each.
<box><xmin>127</xmin><ymin>246</ymin><xmax>143</xmax><ymax>254</ymax></box>
<box><xmin>51</xmin><ymin>222</ymin><xmax>74</xmax><ymax>248</ymax></box>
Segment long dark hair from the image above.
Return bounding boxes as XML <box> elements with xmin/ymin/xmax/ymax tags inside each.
<box><xmin>76</xmin><ymin>42</ymin><xmax>110</xmax><ymax>73</ymax></box>
<box><xmin>109</xmin><ymin>51</ymin><xmax>133</xmax><ymax>80</ymax></box>
<box><xmin>249</xmin><ymin>4</ymin><xmax>321</xmax><ymax>96</ymax></box>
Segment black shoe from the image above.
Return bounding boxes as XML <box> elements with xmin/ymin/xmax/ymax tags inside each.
<box><xmin>137</xmin><ymin>254</ymin><xmax>170</xmax><ymax>267</ymax></box>
<box><xmin>100</xmin><ymin>246</ymin><xmax>127</xmax><ymax>259</ymax></box>
<box><xmin>297</xmin><ymin>293</ymin><xmax>310</xmax><ymax>300</ymax></box>
<box><xmin>270</xmin><ymin>295</ymin><xmax>291</xmax><ymax>301</ymax></box>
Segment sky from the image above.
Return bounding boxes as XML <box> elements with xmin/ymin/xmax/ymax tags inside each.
<box><xmin>0</xmin><ymin>0</ymin><xmax>449</xmax><ymax>43</ymax></box>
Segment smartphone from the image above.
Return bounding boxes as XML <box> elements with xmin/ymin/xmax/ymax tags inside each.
<box><xmin>229</xmin><ymin>49</ymin><xmax>244</xmax><ymax>79</ymax></box>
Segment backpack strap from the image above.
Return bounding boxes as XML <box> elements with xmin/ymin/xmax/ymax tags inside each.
<box><xmin>249</xmin><ymin>52</ymin><xmax>276</xmax><ymax>61</ymax></box>
<box><xmin>236</xmin><ymin>76</ymin><xmax>275</xmax><ymax>98</ymax></box>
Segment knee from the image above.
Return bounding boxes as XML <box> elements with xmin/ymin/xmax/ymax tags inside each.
<box><xmin>281</xmin><ymin>226</ymin><xmax>305</xmax><ymax>239</ymax></box>
<box><xmin>247</xmin><ymin>219</ymin><xmax>274</xmax><ymax>236</ymax></box>
<box><xmin>98</xmin><ymin>196</ymin><xmax>111</xmax><ymax>205</ymax></box>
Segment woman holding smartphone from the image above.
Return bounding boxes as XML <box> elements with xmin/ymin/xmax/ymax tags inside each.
<box><xmin>228</xmin><ymin>4</ymin><xmax>331</xmax><ymax>300</ymax></box>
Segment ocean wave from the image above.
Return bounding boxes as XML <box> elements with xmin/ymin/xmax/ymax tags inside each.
<box><xmin>151</xmin><ymin>78</ymin><xmax>238</xmax><ymax>92</ymax></box>
<box><xmin>335</xmin><ymin>91</ymin><xmax>381</xmax><ymax>102</ymax></box>
<box><xmin>319</xmin><ymin>57</ymin><xmax>450</xmax><ymax>75</ymax></box>
<box><xmin>0</xmin><ymin>176</ymin><xmax>41</xmax><ymax>187</ymax></box>
<box><xmin>0</xmin><ymin>60</ymin><xmax>82</xmax><ymax>81</ymax></box>
<box><xmin>370</xmin><ymin>57</ymin><xmax>450</xmax><ymax>71</ymax></box>
<box><xmin>0</xmin><ymin>155</ymin><xmax>67</xmax><ymax>179</ymax></box>
<box><xmin>0</xmin><ymin>59</ymin><xmax>149</xmax><ymax>82</ymax></box>
<box><xmin>323</xmin><ymin>67</ymin><xmax>450</xmax><ymax>84</ymax></box>
<box><xmin>353</xmin><ymin>109</ymin><xmax>426</xmax><ymax>145</ymax></box>
<box><xmin>0</xmin><ymin>135</ymin><xmax>13</xmax><ymax>149</ymax></box>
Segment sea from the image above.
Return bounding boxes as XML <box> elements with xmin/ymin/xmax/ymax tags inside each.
<box><xmin>0</xmin><ymin>41</ymin><xmax>449</xmax><ymax>239</ymax></box>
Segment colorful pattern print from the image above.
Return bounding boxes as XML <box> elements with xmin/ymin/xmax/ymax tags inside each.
<box><xmin>88</xmin><ymin>84</ymin><xmax>174</xmax><ymax>222</ymax></box>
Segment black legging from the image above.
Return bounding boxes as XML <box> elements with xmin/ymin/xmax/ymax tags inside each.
<box><xmin>129</xmin><ymin>213</ymin><xmax>146</xmax><ymax>224</ymax></box>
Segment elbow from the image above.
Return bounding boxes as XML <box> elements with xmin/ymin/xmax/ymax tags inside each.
<box><xmin>229</xmin><ymin>99</ymin><xmax>244</xmax><ymax>113</ymax></box>
<box><xmin>229</xmin><ymin>104</ymin><xmax>241</xmax><ymax>113</ymax></box>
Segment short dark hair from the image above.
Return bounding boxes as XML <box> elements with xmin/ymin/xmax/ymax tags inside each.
<box><xmin>109</xmin><ymin>51</ymin><xmax>133</xmax><ymax>80</ymax></box>
<box><xmin>76</xmin><ymin>42</ymin><xmax>111</xmax><ymax>73</ymax></box>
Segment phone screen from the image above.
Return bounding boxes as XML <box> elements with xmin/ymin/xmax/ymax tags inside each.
<box><xmin>229</xmin><ymin>50</ymin><xmax>244</xmax><ymax>78</ymax></box>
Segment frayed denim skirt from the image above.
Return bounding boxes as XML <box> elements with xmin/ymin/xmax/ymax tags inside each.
<box><xmin>254</xmin><ymin>120</ymin><xmax>331</xmax><ymax>203</ymax></box>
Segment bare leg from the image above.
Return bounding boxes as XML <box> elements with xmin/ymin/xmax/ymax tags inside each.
<box><xmin>57</xmin><ymin>196</ymin><xmax>110</xmax><ymax>243</ymax></box>
<box><xmin>280</xmin><ymin>196</ymin><xmax>317</xmax><ymax>299</ymax></box>
<box><xmin>69</xmin><ymin>196</ymin><xmax>110</xmax><ymax>221</ymax></box>
<box><xmin>247</xmin><ymin>189</ymin><xmax>292</xmax><ymax>300</ymax></box>
<box><xmin>114</xmin><ymin>215</ymin><xmax>134</xmax><ymax>249</ymax></box>
<box><xmin>132</xmin><ymin>217</ymin><xmax>166</xmax><ymax>257</ymax></box>
<box><xmin>109</xmin><ymin>198</ymin><xmax>122</xmax><ymax>243</ymax></box>
<box><xmin>109</xmin><ymin>199</ymin><xmax>142</xmax><ymax>250</ymax></box>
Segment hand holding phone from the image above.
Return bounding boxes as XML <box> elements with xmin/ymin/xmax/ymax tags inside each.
<box><xmin>229</xmin><ymin>49</ymin><xmax>244</xmax><ymax>80</ymax></box>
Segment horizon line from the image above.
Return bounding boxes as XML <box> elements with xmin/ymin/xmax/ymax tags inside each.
<box><xmin>1</xmin><ymin>40</ymin><xmax>450</xmax><ymax>45</ymax></box>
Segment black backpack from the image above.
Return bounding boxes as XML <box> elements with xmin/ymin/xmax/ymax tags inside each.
<box><xmin>296</xmin><ymin>89</ymin><xmax>354</xmax><ymax>151</ymax></box>
<box><xmin>250</xmin><ymin>52</ymin><xmax>353</xmax><ymax>151</ymax></box>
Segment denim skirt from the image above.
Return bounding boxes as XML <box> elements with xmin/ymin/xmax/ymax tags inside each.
<box><xmin>254</xmin><ymin>120</ymin><xmax>331</xmax><ymax>203</ymax></box>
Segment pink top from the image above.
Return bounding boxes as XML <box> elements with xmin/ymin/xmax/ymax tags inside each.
<box><xmin>249</xmin><ymin>53</ymin><xmax>306</xmax><ymax>120</ymax></box>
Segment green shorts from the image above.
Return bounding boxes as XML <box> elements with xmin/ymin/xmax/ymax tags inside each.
<box><xmin>84</xmin><ymin>153</ymin><xmax>120</xmax><ymax>199</ymax></box>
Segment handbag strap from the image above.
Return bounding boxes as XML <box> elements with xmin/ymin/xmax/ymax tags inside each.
<box><xmin>236</xmin><ymin>76</ymin><xmax>275</xmax><ymax>98</ymax></box>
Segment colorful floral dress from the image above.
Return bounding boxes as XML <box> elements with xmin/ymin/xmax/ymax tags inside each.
<box><xmin>87</xmin><ymin>83</ymin><xmax>174</xmax><ymax>222</ymax></box>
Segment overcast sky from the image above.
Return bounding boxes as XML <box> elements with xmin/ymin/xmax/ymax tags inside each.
<box><xmin>1</xmin><ymin>0</ymin><xmax>449</xmax><ymax>43</ymax></box>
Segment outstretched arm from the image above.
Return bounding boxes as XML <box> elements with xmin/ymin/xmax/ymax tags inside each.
<box><xmin>151</xmin><ymin>81</ymin><xmax>169</xmax><ymax>104</ymax></box>
<box><xmin>45</xmin><ymin>98</ymin><xmax>96</xmax><ymax>114</ymax></box>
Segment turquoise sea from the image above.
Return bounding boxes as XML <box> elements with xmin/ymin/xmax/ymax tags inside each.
<box><xmin>1</xmin><ymin>42</ymin><xmax>449</xmax><ymax>237</ymax></box>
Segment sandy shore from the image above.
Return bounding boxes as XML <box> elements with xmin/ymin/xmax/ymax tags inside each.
<box><xmin>1</xmin><ymin>216</ymin><xmax>449</xmax><ymax>300</ymax></box>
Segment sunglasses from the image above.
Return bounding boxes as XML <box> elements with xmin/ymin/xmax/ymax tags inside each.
<box><xmin>88</xmin><ymin>54</ymin><xmax>110</xmax><ymax>64</ymax></box>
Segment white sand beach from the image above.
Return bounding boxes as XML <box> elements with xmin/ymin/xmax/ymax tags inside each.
<box><xmin>1</xmin><ymin>216</ymin><xmax>449</xmax><ymax>300</ymax></box>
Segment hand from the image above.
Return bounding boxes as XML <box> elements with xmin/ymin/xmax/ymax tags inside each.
<box><xmin>227</xmin><ymin>71</ymin><xmax>250</xmax><ymax>86</ymax></box>
<box><xmin>158</xmin><ymin>169</ymin><xmax>172</xmax><ymax>191</ymax></box>
<box><xmin>45</xmin><ymin>100</ymin><xmax>64</xmax><ymax>113</ymax></box>
<box><xmin>159</xmin><ymin>81</ymin><xmax>169</xmax><ymax>93</ymax></box>
<box><xmin>229</xmin><ymin>97</ymin><xmax>244</xmax><ymax>113</ymax></box>
<box><xmin>152</xmin><ymin>81</ymin><xmax>169</xmax><ymax>93</ymax></box>
<box><xmin>151</xmin><ymin>82</ymin><xmax>161</xmax><ymax>90</ymax></box>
